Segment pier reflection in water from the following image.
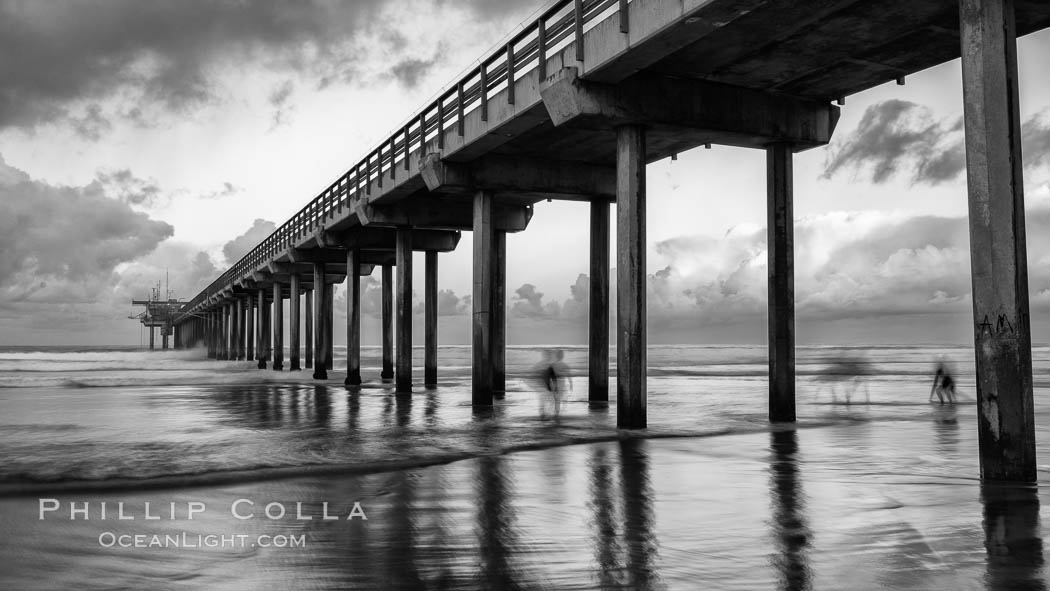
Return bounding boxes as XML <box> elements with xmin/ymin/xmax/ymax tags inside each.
<box><xmin>768</xmin><ymin>430</ymin><xmax>811</xmax><ymax>591</ymax></box>
<box><xmin>982</xmin><ymin>483</ymin><xmax>1045</xmax><ymax>591</ymax></box>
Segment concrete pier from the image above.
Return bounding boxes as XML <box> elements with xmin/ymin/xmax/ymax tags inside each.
<box><xmin>424</xmin><ymin>251</ymin><xmax>438</xmax><ymax>388</ymax></box>
<box><xmin>312</xmin><ymin>262</ymin><xmax>328</xmax><ymax>380</ymax></box>
<box><xmin>381</xmin><ymin>264</ymin><xmax>394</xmax><ymax>380</ymax></box>
<box><xmin>616</xmin><ymin>124</ymin><xmax>646</xmax><ymax>429</ymax></box>
<box><xmin>168</xmin><ymin>0</ymin><xmax>1050</xmax><ymax>484</ymax></box>
<box><xmin>217</xmin><ymin>304</ymin><xmax>227</xmax><ymax>360</ymax></box>
<box><xmin>149</xmin><ymin>326</ymin><xmax>155</xmax><ymax>351</ymax></box>
<box><xmin>256</xmin><ymin>288</ymin><xmax>267</xmax><ymax>369</ymax></box>
<box><xmin>324</xmin><ymin>283</ymin><xmax>334</xmax><ymax>371</ymax></box>
<box><xmin>345</xmin><ymin>250</ymin><xmax>362</xmax><ymax>386</ymax></box>
<box><xmin>589</xmin><ymin>199</ymin><xmax>610</xmax><ymax>403</ymax></box>
<box><xmin>959</xmin><ymin>0</ymin><xmax>1035</xmax><ymax>482</ymax></box>
<box><xmin>396</xmin><ymin>228</ymin><xmax>413</xmax><ymax>394</ymax></box>
<box><xmin>473</xmin><ymin>190</ymin><xmax>495</xmax><ymax>405</ymax></box>
<box><xmin>305</xmin><ymin>287</ymin><xmax>313</xmax><ymax>369</ymax></box>
<box><xmin>289</xmin><ymin>273</ymin><xmax>301</xmax><ymax>371</ymax></box>
<box><xmin>272</xmin><ymin>282</ymin><xmax>284</xmax><ymax>371</ymax></box>
<box><xmin>246</xmin><ymin>297</ymin><xmax>255</xmax><ymax>362</ymax></box>
<box><xmin>262</xmin><ymin>296</ymin><xmax>272</xmax><ymax>368</ymax></box>
<box><xmin>767</xmin><ymin>143</ymin><xmax>795</xmax><ymax>423</ymax></box>
<box><xmin>236</xmin><ymin>297</ymin><xmax>245</xmax><ymax>360</ymax></box>
<box><xmin>493</xmin><ymin>231</ymin><xmax>506</xmax><ymax>395</ymax></box>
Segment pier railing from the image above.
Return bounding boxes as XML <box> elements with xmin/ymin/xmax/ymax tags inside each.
<box><xmin>179</xmin><ymin>0</ymin><xmax>630</xmax><ymax>316</ymax></box>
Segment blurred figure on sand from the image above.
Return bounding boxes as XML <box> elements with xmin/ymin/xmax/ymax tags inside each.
<box><xmin>534</xmin><ymin>349</ymin><xmax>572</xmax><ymax>419</ymax></box>
<box><xmin>817</xmin><ymin>355</ymin><xmax>870</xmax><ymax>404</ymax></box>
<box><xmin>930</xmin><ymin>361</ymin><xmax>956</xmax><ymax>405</ymax></box>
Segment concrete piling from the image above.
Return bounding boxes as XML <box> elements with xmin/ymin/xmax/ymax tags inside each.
<box><xmin>290</xmin><ymin>274</ymin><xmax>301</xmax><ymax>371</ymax></box>
<box><xmin>272</xmin><ymin>282</ymin><xmax>284</xmax><ymax>371</ymax></box>
<box><xmin>959</xmin><ymin>0</ymin><xmax>1035</xmax><ymax>481</ymax></box>
<box><xmin>424</xmin><ymin>251</ymin><xmax>438</xmax><ymax>388</ymax></box>
<box><xmin>589</xmin><ymin>199</ymin><xmax>610</xmax><ymax>403</ymax></box>
<box><xmin>767</xmin><ymin>143</ymin><xmax>795</xmax><ymax>423</ymax></box>
<box><xmin>616</xmin><ymin>124</ymin><xmax>646</xmax><ymax>429</ymax></box>
<box><xmin>381</xmin><ymin>264</ymin><xmax>394</xmax><ymax>380</ymax></box>
<box><xmin>346</xmin><ymin>250</ymin><xmax>362</xmax><ymax>386</ymax></box>
<box><xmin>312</xmin><ymin>263</ymin><xmax>328</xmax><ymax>380</ymax></box>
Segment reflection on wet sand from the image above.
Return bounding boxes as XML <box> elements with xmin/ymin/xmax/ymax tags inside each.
<box><xmin>932</xmin><ymin>404</ymin><xmax>960</xmax><ymax>454</ymax></box>
<box><xmin>768</xmin><ymin>430</ymin><xmax>811</xmax><ymax>591</ymax></box>
<box><xmin>620</xmin><ymin>438</ymin><xmax>661</xmax><ymax>590</ymax></box>
<box><xmin>982</xmin><ymin>483</ymin><xmax>1045</xmax><ymax>591</ymax></box>
<box><xmin>475</xmin><ymin>454</ymin><xmax>525</xmax><ymax>590</ymax></box>
<box><xmin>589</xmin><ymin>446</ymin><xmax>621</xmax><ymax>588</ymax></box>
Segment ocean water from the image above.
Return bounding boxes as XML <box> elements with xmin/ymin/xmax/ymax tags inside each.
<box><xmin>0</xmin><ymin>343</ymin><xmax>1031</xmax><ymax>491</ymax></box>
<box><xmin>3</xmin><ymin>344</ymin><xmax>1050</xmax><ymax>590</ymax></box>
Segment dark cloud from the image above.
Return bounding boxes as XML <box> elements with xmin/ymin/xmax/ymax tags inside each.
<box><xmin>823</xmin><ymin>100</ymin><xmax>964</xmax><ymax>185</ymax></box>
<box><xmin>93</xmin><ymin>169</ymin><xmax>163</xmax><ymax>207</ymax></box>
<box><xmin>0</xmin><ymin>0</ymin><xmax>536</xmax><ymax>135</ymax></box>
<box><xmin>0</xmin><ymin>152</ymin><xmax>173</xmax><ymax>304</ymax></box>
<box><xmin>268</xmin><ymin>80</ymin><xmax>295</xmax><ymax>130</ymax></box>
<box><xmin>825</xmin><ymin>100</ymin><xmax>1050</xmax><ymax>185</ymax></box>
<box><xmin>222</xmin><ymin>219</ymin><xmax>276</xmax><ymax>267</ymax></box>
<box><xmin>390</xmin><ymin>48</ymin><xmax>444</xmax><ymax>89</ymax></box>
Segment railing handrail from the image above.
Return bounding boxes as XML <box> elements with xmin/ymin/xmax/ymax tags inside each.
<box><xmin>178</xmin><ymin>0</ymin><xmax>630</xmax><ymax>320</ymax></box>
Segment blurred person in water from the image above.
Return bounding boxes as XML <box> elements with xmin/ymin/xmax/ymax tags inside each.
<box><xmin>930</xmin><ymin>361</ymin><xmax>957</xmax><ymax>405</ymax></box>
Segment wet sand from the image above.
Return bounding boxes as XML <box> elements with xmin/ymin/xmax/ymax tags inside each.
<box><xmin>2</xmin><ymin>403</ymin><xmax>1046</xmax><ymax>590</ymax></box>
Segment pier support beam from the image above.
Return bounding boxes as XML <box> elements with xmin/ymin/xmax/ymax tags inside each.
<box><xmin>767</xmin><ymin>143</ymin><xmax>796</xmax><ymax>423</ymax></box>
<box><xmin>493</xmin><ymin>231</ymin><xmax>506</xmax><ymax>395</ymax></box>
<box><xmin>381</xmin><ymin>264</ymin><xmax>394</xmax><ymax>380</ymax></box>
<box><xmin>960</xmin><ymin>0</ymin><xmax>1035</xmax><ymax>482</ymax></box>
<box><xmin>396</xmin><ymin>228</ymin><xmax>413</xmax><ymax>394</ymax></box>
<box><xmin>325</xmin><ymin>282</ymin><xmax>334</xmax><ymax>371</ymax></box>
<box><xmin>313</xmin><ymin>263</ymin><xmax>329</xmax><ymax>380</ymax></box>
<box><xmin>346</xmin><ymin>250</ymin><xmax>362</xmax><ymax>386</ymax></box>
<box><xmin>256</xmin><ymin>288</ymin><xmax>267</xmax><ymax>369</ymax></box>
<box><xmin>590</xmin><ymin>199</ymin><xmax>610</xmax><ymax>402</ymax></box>
<box><xmin>305</xmin><ymin>288</ymin><xmax>313</xmax><ymax>369</ymax></box>
<box><xmin>290</xmin><ymin>274</ymin><xmax>301</xmax><ymax>371</ymax></box>
<box><xmin>218</xmin><ymin>305</ymin><xmax>228</xmax><ymax>360</ymax></box>
<box><xmin>149</xmin><ymin>325</ymin><xmax>155</xmax><ymax>351</ymax></box>
<box><xmin>272</xmin><ymin>282</ymin><xmax>284</xmax><ymax>371</ymax></box>
<box><xmin>246</xmin><ymin>297</ymin><xmax>255</xmax><ymax>362</ymax></box>
<box><xmin>473</xmin><ymin>190</ymin><xmax>496</xmax><ymax>405</ymax></box>
<box><xmin>206</xmin><ymin>312</ymin><xmax>214</xmax><ymax>358</ymax></box>
<box><xmin>616</xmin><ymin>124</ymin><xmax>646</xmax><ymax>429</ymax></box>
<box><xmin>424</xmin><ymin>251</ymin><xmax>438</xmax><ymax>388</ymax></box>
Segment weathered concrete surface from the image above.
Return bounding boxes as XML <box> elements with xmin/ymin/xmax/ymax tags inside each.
<box><xmin>424</xmin><ymin>251</ymin><xmax>438</xmax><ymax>388</ymax></box>
<box><xmin>493</xmin><ymin>231</ymin><xmax>506</xmax><ymax>395</ymax></box>
<box><xmin>346</xmin><ymin>250</ymin><xmax>362</xmax><ymax>387</ymax></box>
<box><xmin>960</xmin><ymin>0</ymin><xmax>1035</xmax><ymax>482</ymax></box>
<box><xmin>473</xmin><ymin>190</ymin><xmax>495</xmax><ymax>406</ymax></box>
<box><xmin>381</xmin><ymin>264</ymin><xmax>394</xmax><ymax>380</ymax></box>
<box><xmin>767</xmin><ymin>143</ymin><xmax>795</xmax><ymax>423</ymax></box>
<box><xmin>272</xmin><ymin>282</ymin><xmax>284</xmax><ymax>371</ymax></box>
<box><xmin>616</xmin><ymin>125</ymin><xmax>647</xmax><ymax>430</ymax></box>
<box><xmin>356</xmin><ymin>198</ymin><xmax>532</xmax><ymax>233</ymax></box>
<box><xmin>312</xmin><ymin>263</ymin><xmax>328</xmax><ymax>380</ymax></box>
<box><xmin>396</xmin><ymin>228</ymin><xmax>413</xmax><ymax>394</ymax></box>
<box><xmin>420</xmin><ymin>153</ymin><xmax>616</xmax><ymax>202</ymax></box>
<box><xmin>304</xmin><ymin>287</ymin><xmax>313</xmax><ymax>369</ymax></box>
<box><xmin>540</xmin><ymin>68</ymin><xmax>839</xmax><ymax>151</ymax></box>
<box><xmin>289</xmin><ymin>273</ymin><xmax>301</xmax><ymax>371</ymax></box>
<box><xmin>590</xmin><ymin>199</ymin><xmax>610</xmax><ymax>403</ymax></box>
<box><xmin>256</xmin><ymin>288</ymin><xmax>267</xmax><ymax>369</ymax></box>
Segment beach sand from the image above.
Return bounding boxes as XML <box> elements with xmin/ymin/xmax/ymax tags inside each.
<box><xmin>2</xmin><ymin>402</ymin><xmax>1045</xmax><ymax>590</ymax></box>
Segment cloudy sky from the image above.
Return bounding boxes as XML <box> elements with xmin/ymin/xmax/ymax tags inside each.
<box><xmin>3</xmin><ymin>1</ymin><xmax>1050</xmax><ymax>347</ymax></box>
